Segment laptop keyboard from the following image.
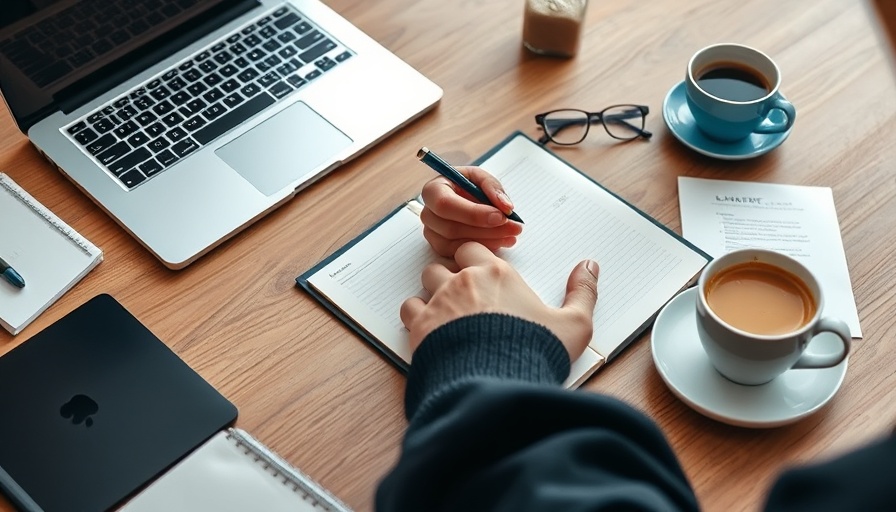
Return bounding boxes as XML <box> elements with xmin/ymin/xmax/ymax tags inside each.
<box><xmin>63</xmin><ymin>5</ymin><xmax>353</xmax><ymax>190</ymax></box>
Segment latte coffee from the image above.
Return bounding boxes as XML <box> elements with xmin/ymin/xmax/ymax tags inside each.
<box><xmin>705</xmin><ymin>261</ymin><xmax>816</xmax><ymax>335</ymax></box>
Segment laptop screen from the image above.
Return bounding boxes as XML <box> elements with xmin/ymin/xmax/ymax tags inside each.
<box><xmin>0</xmin><ymin>0</ymin><xmax>243</xmax><ymax>132</ymax></box>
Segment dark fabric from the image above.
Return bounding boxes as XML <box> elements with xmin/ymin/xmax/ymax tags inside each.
<box><xmin>764</xmin><ymin>433</ymin><xmax>896</xmax><ymax>511</ymax></box>
<box><xmin>378</xmin><ymin>313</ymin><xmax>698</xmax><ymax>511</ymax></box>
<box><xmin>376</xmin><ymin>313</ymin><xmax>896</xmax><ymax>511</ymax></box>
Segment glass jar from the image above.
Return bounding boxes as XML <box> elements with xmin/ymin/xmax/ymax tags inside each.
<box><xmin>522</xmin><ymin>0</ymin><xmax>588</xmax><ymax>58</ymax></box>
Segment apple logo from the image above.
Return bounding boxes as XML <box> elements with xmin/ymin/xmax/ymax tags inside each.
<box><xmin>60</xmin><ymin>394</ymin><xmax>99</xmax><ymax>427</ymax></box>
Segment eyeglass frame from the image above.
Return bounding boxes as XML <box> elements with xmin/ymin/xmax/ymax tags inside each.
<box><xmin>534</xmin><ymin>105</ymin><xmax>653</xmax><ymax>145</ymax></box>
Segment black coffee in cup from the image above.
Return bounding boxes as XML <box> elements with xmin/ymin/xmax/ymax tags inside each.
<box><xmin>696</xmin><ymin>62</ymin><xmax>771</xmax><ymax>102</ymax></box>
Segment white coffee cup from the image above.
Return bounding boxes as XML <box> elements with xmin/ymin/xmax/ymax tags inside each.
<box><xmin>696</xmin><ymin>249</ymin><xmax>851</xmax><ymax>385</ymax></box>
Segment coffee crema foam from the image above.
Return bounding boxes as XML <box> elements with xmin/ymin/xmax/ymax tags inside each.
<box><xmin>706</xmin><ymin>261</ymin><xmax>816</xmax><ymax>335</ymax></box>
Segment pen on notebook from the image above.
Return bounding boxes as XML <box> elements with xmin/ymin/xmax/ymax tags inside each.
<box><xmin>417</xmin><ymin>147</ymin><xmax>524</xmax><ymax>224</ymax></box>
<box><xmin>0</xmin><ymin>253</ymin><xmax>25</xmax><ymax>288</ymax></box>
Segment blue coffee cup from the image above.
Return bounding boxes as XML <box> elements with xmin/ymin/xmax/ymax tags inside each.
<box><xmin>685</xmin><ymin>44</ymin><xmax>796</xmax><ymax>142</ymax></box>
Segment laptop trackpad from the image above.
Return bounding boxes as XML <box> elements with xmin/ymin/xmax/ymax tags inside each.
<box><xmin>215</xmin><ymin>101</ymin><xmax>352</xmax><ymax>196</ymax></box>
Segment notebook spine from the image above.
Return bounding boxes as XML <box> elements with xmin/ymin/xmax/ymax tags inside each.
<box><xmin>0</xmin><ymin>173</ymin><xmax>97</xmax><ymax>257</ymax></box>
<box><xmin>225</xmin><ymin>428</ymin><xmax>352</xmax><ymax>512</ymax></box>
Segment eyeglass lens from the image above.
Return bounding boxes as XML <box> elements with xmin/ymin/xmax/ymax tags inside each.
<box><xmin>541</xmin><ymin>105</ymin><xmax>646</xmax><ymax>144</ymax></box>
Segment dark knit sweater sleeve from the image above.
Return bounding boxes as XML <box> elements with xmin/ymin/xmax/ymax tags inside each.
<box><xmin>376</xmin><ymin>313</ymin><xmax>699</xmax><ymax>512</ymax></box>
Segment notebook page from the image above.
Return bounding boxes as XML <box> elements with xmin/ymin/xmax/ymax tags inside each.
<box><xmin>306</xmin><ymin>204</ymin><xmax>603</xmax><ymax>387</ymax></box>
<box><xmin>307</xmin><ymin>134</ymin><xmax>705</xmax><ymax>382</ymax></box>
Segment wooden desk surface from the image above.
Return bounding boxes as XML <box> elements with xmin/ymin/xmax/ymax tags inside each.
<box><xmin>2</xmin><ymin>0</ymin><xmax>895</xmax><ymax>510</ymax></box>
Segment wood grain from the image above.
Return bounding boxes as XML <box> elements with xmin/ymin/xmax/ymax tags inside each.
<box><xmin>1</xmin><ymin>0</ymin><xmax>894</xmax><ymax>510</ymax></box>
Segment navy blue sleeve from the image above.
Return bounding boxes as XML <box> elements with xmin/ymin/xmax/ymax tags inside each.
<box><xmin>376</xmin><ymin>313</ymin><xmax>699</xmax><ymax>512</ymax></box>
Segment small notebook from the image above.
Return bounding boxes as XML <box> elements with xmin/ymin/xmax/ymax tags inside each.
<box><xmin>120</xmin><ymin>428</ymin><xmax>351</xmax><ymax>512</ymax></box>
<box><xmin>297</xmin><ymin>132</ymin><xmax>710</xmax><ymax>388</ymax></box>
<box><xmin>0</xmin><ymin>173</ymin><xmax>102</xmax><ymax>335</ymax></box>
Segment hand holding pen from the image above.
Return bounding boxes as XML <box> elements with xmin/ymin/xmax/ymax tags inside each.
<box><xmin>417</xmin><ymin>148</ymin><xmax>524</xmax><ymax>258</ymax></box>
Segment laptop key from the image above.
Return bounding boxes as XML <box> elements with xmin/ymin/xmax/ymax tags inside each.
<box><xmin>181</xmin><ymin>98</ymin><xmax>207</xmax><ymax>116</ymax></box>
<box><xmin>274</xmin><ymin>12</ymin><xmax>300</xmax><ymax>30</ymax></box>
<box><xmin>237</xmin><ymin>68</ymin><xmax>259</xmax><ymax>82</ymax></box>
<box><xmin>153</xmin><ymin>100</ymin><xmax>174</xmax><ymax>116</ymax></box>
<box><xmin>146</xmin><ymin>122</ymin><xmax>166</xmax><ymax>137</ymax></box>
<box><xmin>223</xmin><ymin>93</ymin><xmax>244</xmax><ymax>108</ymax></box>
<box><xmin>162</xmin><ymin>112</ymin><xmax>184</xmax><ymax>127</ymax></box>
<box><xmin>220</xmin><ymin>64</ymin><xmax>239</xmax><ymax>77</ymax></box>
<box><xmin>94</xmin><ymin>117</ymin><xmax>116</xmax><ymax>133</ymax></box>
<box><xmin>97</xmin><ymin>141</ymin><xmax>131</xmax><ymax>166</ymax></box>
<box><xmin>134</xmin><ymin>95</ymin><xmax>155</xmax><ymax>110</ymax></box>
<box><xmin>203</xmin><ymin>88</ymin><xmax>224</xmax><ymax>103</ymax></box>
<box><xmin>335</xmin><ymin>51</ymin><xmax>352</xmax><ymax>62</ymax></box>
<box><xmin>156</xmin><ymin>149</ymin><xmax>178</xmax><ymax>166</ymax></box>
<box><xmin>113</xmin><ymin>121</ymin><xmax>139</xmax><ymax>138</ymax></box>
<box><xmin>74</xmin><ymin>127</ymin><xmax>99</xmax><ymax>145</ymax></box>
<box><xmin>182</xmin><ymin>115</ymin><xmax>207</xmax><ymax>131</ymax></box>
<box><xmin>286</xmin><ymin>74</ymin><xmax>307</xmax><ymax>88</ymax></box>
<box><xmin>127</xmin><ymin>131</ymin><xmax>150</xmax><ymax>147</ymax></box>
<box><xmin>240</xmin><ymin>83</ymin><xmax>261</xmax><ymax>97</ymax></box>
<box><xmin>108</xmin><ymin>147</ymin><xmax>151</xmax><ymax>175</ymax></box>
<box><xmin>172</xmin><ymin>138</ymin><xmax>199</xmax><ymax>157</ymax></box>
<box><xmin>193</xmin><ymin>92</ymin><xmax>274</xmax><ymax>145</ymax></box>
<box><xmin>269</xmin><ymin>81</ymin><xmax>292</xmax><ymax>99</ymax></box>
<box><xmin>295</xmin><ymin>21</ymin><xmax>312</xmax><ymax>35</ymax></box>
<box><xmin>168</xmin><ymin>127</ymin><xmax>188</xmax><ymax>142</ymax></box>
<box><xmin>119</xmin><ymin>169</ymin><xmax>146</xmax><ymax>188</ymax></box>
<box><xmin>295</xmin><ymin>30</ymin><xmax>323</xmax><ymax>50</ymax></box>
<box><xmin>68</xmin><ymin>121</ymin><xmax>87</xmax><ymax>135</ymax></box>
<box><xmin>140</xmin><ymin>158</ymin><xmax>164</xmax><ymax>176</ymax></box>
<box><xmin>183</xmin><ymin>68</ymin><xmax>202</xmax><ymax>82</ymax></box>
<box><xmin>86</xmin><ymin>133</ymin><xmax>116</xmax><ymax>154</ymax></box>
<box><xmin>221</xmin><ymin>79</ymin><xmax>240</xmax><ymax>93</ymax></box>
<box><xmin>257</xmin><ymin>72</ymin><xmax>279</xmax><ymax>88</ymax></box>
<box><xmin>300</xmin><ymin>39</ymin><xmax>336</xmax><ymax>63</ymax></box>
<box><xmin>148</xmin><ymin>137</ymin><xmax>170</xmax><ymax>153</ymax></box>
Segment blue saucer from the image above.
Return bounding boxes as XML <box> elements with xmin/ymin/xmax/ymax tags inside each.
<box><xmin>662</xmin><ymin>81</ymin><xmax>792</xmax><ymax>160</ymax></box>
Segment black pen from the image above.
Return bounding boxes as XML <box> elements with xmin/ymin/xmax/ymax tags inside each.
<box><xmin>417</xmin><ymin>147</ymin><xmax>523</xmax><ymax>223</ymax></box>
<box><xmin>0</xmin><ymin>253</ymin><xmax>25</xmax><ymax>288</ymax></box>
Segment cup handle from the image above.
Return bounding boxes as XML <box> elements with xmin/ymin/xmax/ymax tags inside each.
<box><xmin>792</xmin><ymin>317</ymin><xmax>852</xmax><ymax>369</ymax></box>
<box><xmin>754</xmin><ymin>95</ymin><xmax>796</xmax><ymax>134</ymax></box>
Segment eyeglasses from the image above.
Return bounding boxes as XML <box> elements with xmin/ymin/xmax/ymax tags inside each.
<box><xmin>535</xmin><ymin>105</ymin><xmax>652</xmax><ymax>145</ymax></box>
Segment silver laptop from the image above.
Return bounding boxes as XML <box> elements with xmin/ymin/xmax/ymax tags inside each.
<box><xmin>0</xmin><ymin>0</ymin><xmax>442</xmax><ymax>269</ymax></box>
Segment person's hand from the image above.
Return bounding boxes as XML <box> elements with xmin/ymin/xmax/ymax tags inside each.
<box><xmin>400</xmin><ymin>242</ymin><xmax>600</xmax><ymax>361</ymax></box>
<box><xmin>420</xmin><ymin>166</ymin><xmax>524</xmax><ymax>257</ymax></box>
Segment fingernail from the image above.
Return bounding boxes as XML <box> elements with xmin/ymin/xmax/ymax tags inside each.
<box><xmin>497</xmin><ymin>191</ymin><xmax>514</xmax><ymax>213</ymax></box>
<box><xmin>487</xmin><ymin>212</ymin><xmax>506</xmax><ymax>226</ymax></box>
<box><xmin>585</xmin><ymin>260</ymin><xmax>599</xmax><ymax>278</ymax></box>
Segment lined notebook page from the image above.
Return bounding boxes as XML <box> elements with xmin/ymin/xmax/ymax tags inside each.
<box><xmin>306</xmin><ymin>134</ymin><xmax>706</xmax><ymax>387</ymax></box>
<box><xmin>120</xmin><ymin>429</ymin><xmax>351</xmax><ymax>512</ymax></box>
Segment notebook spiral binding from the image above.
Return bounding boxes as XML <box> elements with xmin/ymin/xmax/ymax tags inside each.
<box><xmin>0</xmin><ymin>174</ymin><xmax>95</xmax><ymax>256</ymax></box>
<box><xmin>226</xmin><ymin>428</ymin><xmax>352</xmax><ymax>512</ymax></box>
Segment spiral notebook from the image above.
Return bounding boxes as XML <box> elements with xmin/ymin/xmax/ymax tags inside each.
<box><xmin>0</xmin><ymin>173</ymin><xmax>102</xmax><ymax>335</ymax></box>
<box><xmin>121</xmin><ymin>428</ymin><xmax>352</xmax><ymax>512</ymax></box>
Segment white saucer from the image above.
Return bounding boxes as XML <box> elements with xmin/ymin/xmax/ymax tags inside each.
<box><xmin>662</xmin><ymin>81</ymin><xmax>792</xmax><ymax>160</ymax></box>
<box><xmin>651</xmin><ymin>288</ymin><xmax>847</xmax><ymax>428</ymax></box>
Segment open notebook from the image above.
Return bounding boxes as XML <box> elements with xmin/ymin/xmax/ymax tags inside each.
<box><xmin>298</xmin><ymin>132</ymin><xmax>709</xmax><ymax>388</ymax></box>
